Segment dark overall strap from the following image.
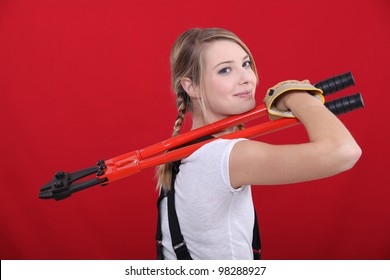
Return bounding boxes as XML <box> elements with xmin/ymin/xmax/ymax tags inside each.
<box><xmin>253</xmin><ymin>211</ymin><xmax>262</xmax><ymax>259</ymax></box>
<box><xmin>167</xmin><ymin>160</ymin><xmax>192</xmax><ymax>259</ymax></box>
<box><xmin>156</xmin><ymin>135</ymin><xmax>261</xmax><ymax>260</ymax></box>
<box><xmin>155</xmin><ymin>188</ymin><xmax>165</xmax><ymax>260</ymax></box>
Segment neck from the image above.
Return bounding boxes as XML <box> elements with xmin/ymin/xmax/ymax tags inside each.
<box><xmin>191</xmin><ymin>109</ymin><xmax>237</xmax><ymax>137</ymax></box>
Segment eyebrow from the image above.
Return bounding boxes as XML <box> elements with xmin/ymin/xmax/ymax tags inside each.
<box><xmin>213</xmin><ymin>55</ymin><xmax>249</xmax><ymax>70</ymax></box>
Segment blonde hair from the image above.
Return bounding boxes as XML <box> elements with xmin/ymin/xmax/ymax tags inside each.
<box><xmin>156</xmin><ymin>27</ymin><xmax>258</xmax><ymax>190</ymax></box>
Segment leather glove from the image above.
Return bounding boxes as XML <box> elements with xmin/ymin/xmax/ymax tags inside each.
<box><xmin>264</xmin><ymin>80</ymin><xmax>324</xmax><ymax>120</ymax></box>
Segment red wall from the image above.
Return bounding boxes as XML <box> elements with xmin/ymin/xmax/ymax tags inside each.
<box><xmin>1</xmin><ymin>0</ymin><xmax>389</xmax><ymax>260</ymax></box>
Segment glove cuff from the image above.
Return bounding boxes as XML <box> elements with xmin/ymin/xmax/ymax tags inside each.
<box><xmin>266</xmin><ymin>81</ymin><xmax>324</xmax><ymax>119</ymax></box>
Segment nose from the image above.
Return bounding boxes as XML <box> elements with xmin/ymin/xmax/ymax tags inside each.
<box><xmin>238</xmin><ymin>68</ymin><xmax>253</xmax><ymax>85</ymax></box>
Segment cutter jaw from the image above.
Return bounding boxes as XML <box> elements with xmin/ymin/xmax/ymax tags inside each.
<box><xmin>38</xmin><ymin>166</ymin><xmax>107</xmax><ymax>201</ymax></box>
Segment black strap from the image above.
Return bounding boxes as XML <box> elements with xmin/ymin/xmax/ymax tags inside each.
<box><xmin>156</xmin><ymin>135</ymin><xmax>261</xmax><ymax>260</ymax></box>
<box><xmin>167</xmin><ymin>161</ymin><xmax>192</xmax><ymax>259</ymax></box>
<box><xmin>253</xmin><ymin>211</ymin><xmax>262</xmax><ymax>259</ymax></box>
<box><xmin>156</xmin><ymin>188</ymin><xmax>165</xmax><ymax>260</ymax></box>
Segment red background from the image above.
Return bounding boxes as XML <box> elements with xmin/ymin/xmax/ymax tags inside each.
<box><xmin>1</xmin><ymin>0</ymin><xmax>389</xmax><ymax>260</ymax></box>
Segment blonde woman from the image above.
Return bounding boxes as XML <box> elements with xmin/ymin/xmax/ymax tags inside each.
<box><xmin>156</xmin><ymin>27</ymin><xmax>361</xmax><ymax>260</ymax></box>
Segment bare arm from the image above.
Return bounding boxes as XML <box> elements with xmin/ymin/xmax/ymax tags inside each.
<box><xmin>229</xmin><ymin>91</ymin><xmax>362</xmax><ymax>188</ymax></box>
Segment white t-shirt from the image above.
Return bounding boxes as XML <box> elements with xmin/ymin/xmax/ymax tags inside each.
<box><xmin>160</xmin><ymin>138</ymin><xmax>255</xmax><ymax>260</ymax></box>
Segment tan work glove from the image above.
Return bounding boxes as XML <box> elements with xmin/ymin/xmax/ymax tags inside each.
<box><xmin>264</xmin><ymin>80</ymin><xmax>324</xmax><ymax>120</ymax></box>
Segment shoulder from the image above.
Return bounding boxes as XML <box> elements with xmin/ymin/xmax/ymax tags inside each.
<box><xmin>180</xmin><ymin>138</ymin><xmax>249</xmax><ymax>191</ymax></box>
<box><xmin>186</xmin><ymin>138</ymin><xmax>246</xmax><ymax>161</ymax></box>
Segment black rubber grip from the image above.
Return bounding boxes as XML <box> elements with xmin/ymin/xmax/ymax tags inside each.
<box><xmin>324</xmin><ymin>93</ymin><xmax>364</xmax><ymax>116</ymax></box>
<box><xmin>314</xmin><ymin>72</ymin><xmax>355</xmax><ymax>96</ymax></box>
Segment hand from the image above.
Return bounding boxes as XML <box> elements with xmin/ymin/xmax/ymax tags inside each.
<box><xmin>264</xmin><ymin>80</ymin><xmax>324</xmax><ymax>120</ymax></box>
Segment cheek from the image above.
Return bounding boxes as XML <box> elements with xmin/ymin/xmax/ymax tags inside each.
<box><xmin>204</xmin><ymin>78</ymin><xmax>230</xmax><ymax>101</ymax></box>
<box><xmin>250</xmin><ymin>71</ymin><xmax>257</xmax><ymax>85</ymax></box>
<box><xmin>211</xmin><ymin>78</ymin><xmax>233</xmax><ymax>95</ymax></box>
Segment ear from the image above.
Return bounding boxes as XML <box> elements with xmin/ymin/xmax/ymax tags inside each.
<box><xmin>180</xmin><ymin>77</ymin><xmax>200</xmax><ymax>99</ymax></box>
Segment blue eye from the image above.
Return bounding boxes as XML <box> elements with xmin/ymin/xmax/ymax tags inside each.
<box><xmin>218</xmin><ymin>67</ymin><xmax>231</xmax><ymax>75</ymax></box>
<box><xmin>243</xmin><ymin>60</ymin><xmax>252</xmax><ymax>68</ymax></box>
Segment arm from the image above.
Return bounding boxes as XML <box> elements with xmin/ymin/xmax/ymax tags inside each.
<box><xmin>229</xmin><ymin>91</ymin><xmax>362</xmax><ymax>188</ymax></box>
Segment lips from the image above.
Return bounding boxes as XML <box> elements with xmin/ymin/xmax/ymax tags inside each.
<box><xmin>234</xmin><ymin>90</ymin><xmax>252</xmax><ymax>98</ymax></box>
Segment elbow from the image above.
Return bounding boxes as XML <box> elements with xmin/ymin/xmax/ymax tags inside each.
<box><xmin>334</xmin><ymin>142</ymin><xmax>362</xmax><ymax>172</ymax></box>
<box><xmin>313</xmin><ymin>140</ymin><xmax>362</xmax><ymax>179</ymax></box>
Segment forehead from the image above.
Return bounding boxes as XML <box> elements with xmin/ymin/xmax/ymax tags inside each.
<box><xmin>202</xmin><ymin>40</ymin><xmax>248</xmax><ymax>67</ymax></box>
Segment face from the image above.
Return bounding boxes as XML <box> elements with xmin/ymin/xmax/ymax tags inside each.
<box><xmin>199</xmin><ymin>40</ymin><xmax>257</xmax><ymax>123</ymax></box>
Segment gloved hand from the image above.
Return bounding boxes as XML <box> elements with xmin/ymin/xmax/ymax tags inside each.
<box><xmin>264</xmin><ymin>80</ymin><xmax>324</xmax><ymax>120</ymax></box>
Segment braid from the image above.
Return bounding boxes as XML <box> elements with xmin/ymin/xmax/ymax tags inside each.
<box><xmin>172</xmin><ymin>92</ymin><xmax>190</xmax><ymax>136</ymax></box>
<box><xmin>236</xmin><ymin>123</ymin><xmax>245</xmax><ymax>131</ymax></box>
<box><xmin>156</xmin><ymin>91</ymin><xmax>190</xmax><ymax>191</ymax></box>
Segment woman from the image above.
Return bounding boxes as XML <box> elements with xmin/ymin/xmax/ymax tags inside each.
<box><xmin>156</xmin><ymin>27</ymin><xmax>361</xmax><ymax>260</ymax></box>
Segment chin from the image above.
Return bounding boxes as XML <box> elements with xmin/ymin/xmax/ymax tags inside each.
<box><xmin>235</xmin><ymin>100</ymin><xmax>256</xmax><ymax>115</ymax></box>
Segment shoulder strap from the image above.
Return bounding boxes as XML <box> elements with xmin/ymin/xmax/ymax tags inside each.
<box><xmin>167</xmin><ymin>161</ymin><xmax>192</xmax><ymax>259</ymax></box>
<box><xmin>253</xmin><ymin>210</ymin><xmax>262</xmax><ymax>259</ymax></box>
<box><xmin>155</xmin><ymin>188</ymin><xmax>165</xmax><ymax>260</ymax></box>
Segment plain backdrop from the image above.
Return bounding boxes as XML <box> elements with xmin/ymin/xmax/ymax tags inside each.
<box><xmin>1</xmin><ymin>0</ymin><xmax>389</xmax><ymax>259</ymax></box>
